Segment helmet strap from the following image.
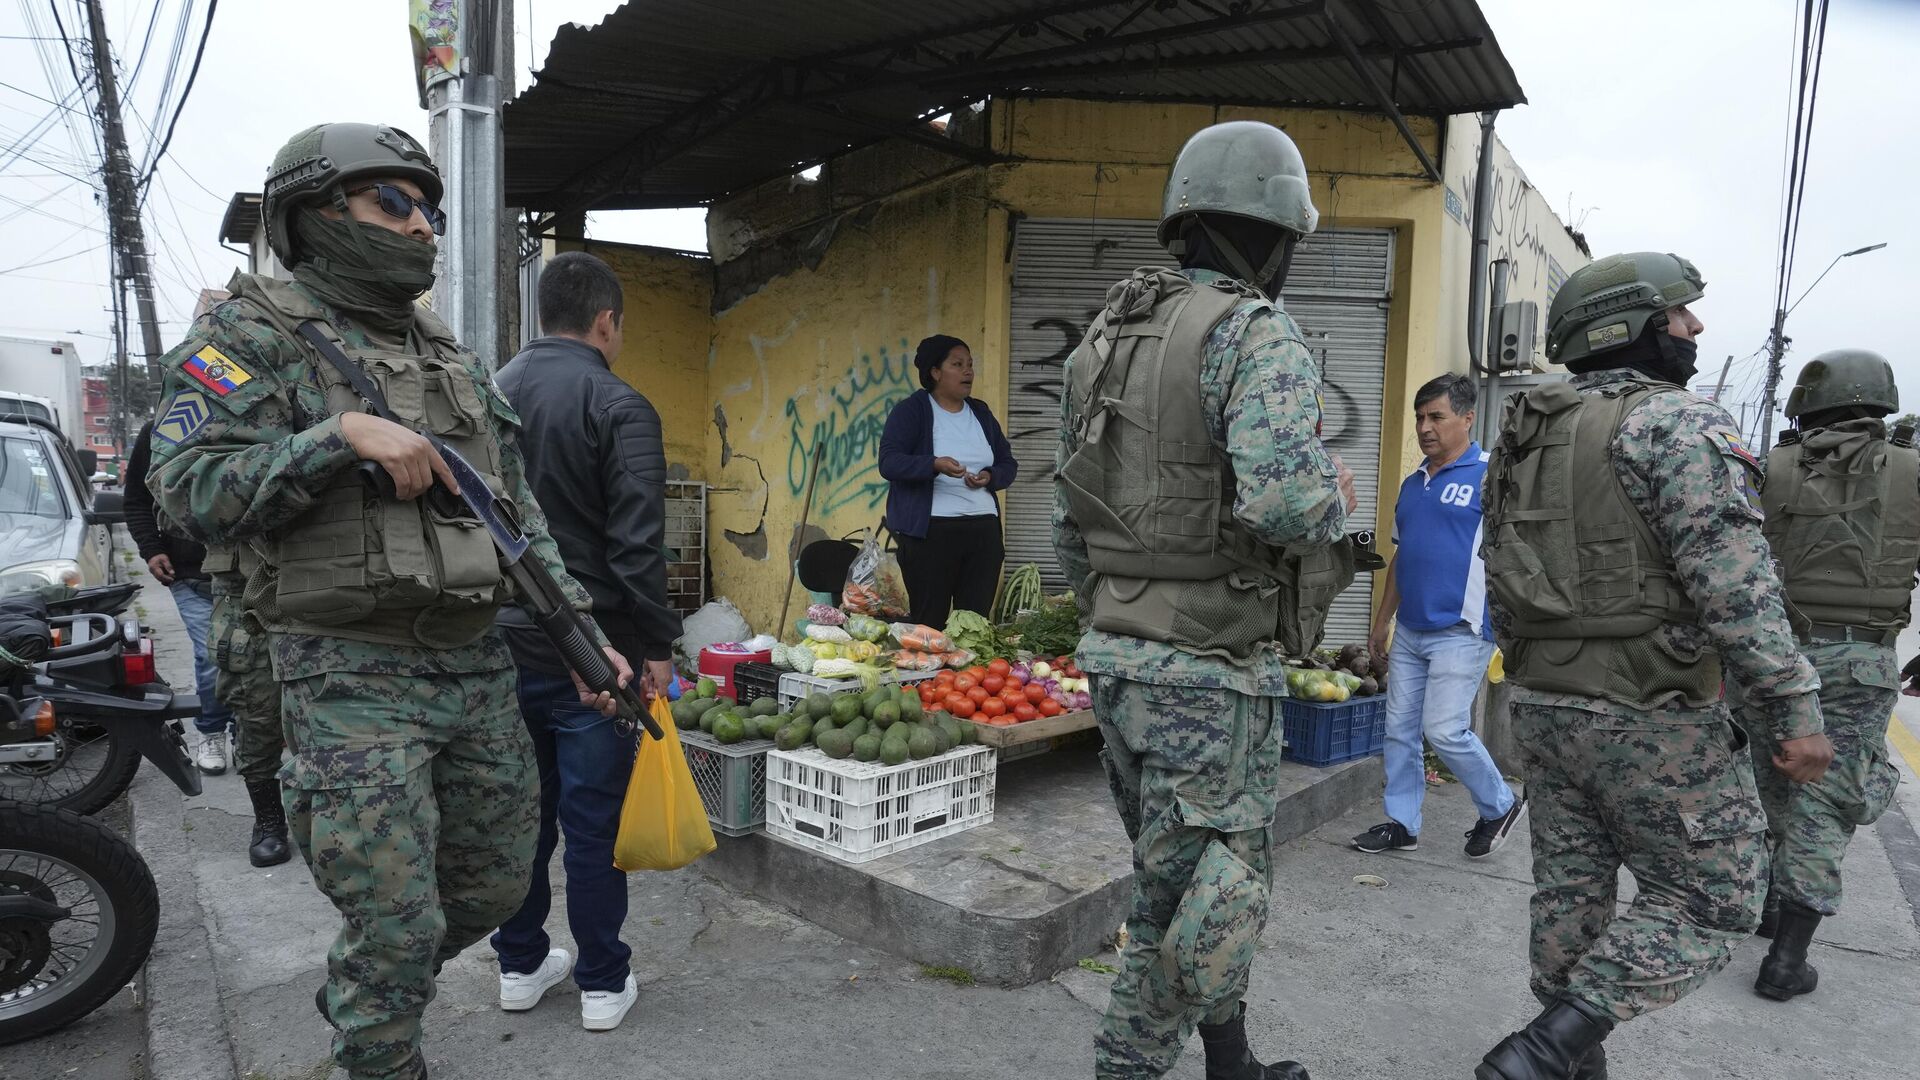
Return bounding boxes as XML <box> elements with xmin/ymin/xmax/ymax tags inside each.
<box><xmin>1196</xmin><ymin>217</ymin><xmax>1296</xmax><ymax>297</ymax></box>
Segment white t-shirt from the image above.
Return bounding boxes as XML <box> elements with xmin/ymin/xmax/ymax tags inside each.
<box><xmin>930</xmin><ymin>398</ymin><xmax>998</xmax><ymax>519</ymax></box>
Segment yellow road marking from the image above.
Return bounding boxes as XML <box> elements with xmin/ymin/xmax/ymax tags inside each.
<box><xmin>1888</xmin><ymin>713</ymin><xmax>1920</xmax><ymax>776</ymax></box>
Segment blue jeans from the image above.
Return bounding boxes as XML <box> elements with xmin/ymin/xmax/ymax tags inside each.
<box><xmin>1381</xmin><ymin>622</ymin><xmax>1514</xmax><ymax>836</ymax></box>
<box><xmin>490</xmin><ymin>667</ymin><xmax>636</xmax><ymax>992</ymax></box>
<box><xmin>168</xmin><ymin>579</ymin><xmax>234</xmax><ymax>737</ymax></box>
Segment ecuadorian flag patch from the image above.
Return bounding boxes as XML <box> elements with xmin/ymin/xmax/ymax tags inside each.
<box><xmin>1714</xmin><ymin>430</ymin><xmax>1759</xmax><ymax>468</ymax></box>
<box><xmin>181</xmin><ymin>344</ymin><xmax>252</xmax><ymax>396</ymax></box>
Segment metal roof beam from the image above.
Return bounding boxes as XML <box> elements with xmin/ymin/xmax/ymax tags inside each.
<box><xmin>1322</xmin><ymin>1</ymin><xmax>1440</xmax><ymax>182</ymax></box>
<box><xmin>915</xmin><ymin>35</ymin><xmax>1481</xmax><ymax>92</ymax></box>
<box><xmin>801</xmin><ymin>104</ymin><xmax>1001</xmax><ymax>165</ymax></box>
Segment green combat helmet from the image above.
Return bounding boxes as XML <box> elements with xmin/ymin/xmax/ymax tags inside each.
<box><xmin>1784</xmin><ymin>348</ymin><xmax>1899</xmax><ymax>419</ymax></box>
<box><xmin>1160</xmin><ymin>121</ymin><xmax>1316</xmax><ymax>284</ymax></box>
<box><xmin>262</xmin><ymin>123</ymin><xmax>441</xmax><ymax>267</ymax></box>
<box><xmin>1545</xmin><ymin>251</ymin><xmax>1705</xmax><ymax>368</ymax></box>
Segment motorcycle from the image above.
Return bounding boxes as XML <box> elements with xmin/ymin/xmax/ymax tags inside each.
<box><xmin>0</xmin><ymin>789</ymin><xmax>159</xmax><ymax>1045</ymax></box>
<box><xmin>0</xmin><ymin>587</ymin><xmax>202</xmax><ymax>813</ymax></box>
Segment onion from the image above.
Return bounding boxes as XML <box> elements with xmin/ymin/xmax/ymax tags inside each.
<box><xmin>1032</xmin><ymin>661</ymin><xmax>1053</xmax><ymax>680</ymax></box>
<box><xmin>1072</xmin><ymin>691</ymin><xmax>1092</xmax><ymax>710</ymax></box>
<box><xmin>1041</xmin><ymin>678</ymin><xmax>1060</xmax><ymax>694</ymax></box>
<box><xmin>1011</xmin><ymin>662</ymin><xmax>1031</xmax><ymax>683</ymax></box>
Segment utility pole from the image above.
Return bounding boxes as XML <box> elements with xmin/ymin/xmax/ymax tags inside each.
<box><xmin>1711</xmin><ymin>353</ymin><xmax>1733</xmax><ymax>401</ymax></box>
<box><xmin>426</xmin><ymin>0</ymin><xmax>513</xmax><ymax>366</ymax></box>
<box><xmin>1760</xmin><ymin>306</ymin><xmax>1788</xmax><ymax>451</ymax></box>
<box><xmin>82</xmin><ymin>0</ymin><xmax>166</xmax><ymax>394</ymax></box>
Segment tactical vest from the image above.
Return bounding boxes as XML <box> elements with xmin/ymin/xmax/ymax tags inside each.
<box><xmin>1483</xmin><ymin>380</ymin><xmax>1719</xmax><ymax>709</ymax></box>
<box><xmin>220</xmin><ymin>275</ymin><xmax>511</xmax><ymax>649</ymax></box>
<box><xmin>1763</xmin><ymin>419</ymin><xmax>1920</xmax><ymax>634</ymax></box>
<box><xmin>1057</xmin><ymin>268</ymin><xmax>1348</xmax><ymax>660</ymax></box>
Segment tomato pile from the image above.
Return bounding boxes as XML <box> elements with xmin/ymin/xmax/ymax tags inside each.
<box><xmin>920</xmin><ymin>655</ymin><xmax>1088</xmax><ymax>726</ymax></box>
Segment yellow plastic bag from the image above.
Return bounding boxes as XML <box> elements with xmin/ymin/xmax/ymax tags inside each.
<box><xmin>612</xmin><ymin>696</ymin><xmax>717</xmax><ymax>872</ymax></box>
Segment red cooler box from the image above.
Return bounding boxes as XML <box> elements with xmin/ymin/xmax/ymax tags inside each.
<box><xmin>698</xmin><ymin>645</ymin><xmax>773</xmax><ymax>701</ymax></box>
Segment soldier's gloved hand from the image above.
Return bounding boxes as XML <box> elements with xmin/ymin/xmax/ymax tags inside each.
<box><xmin>571</xmin><ymin>645</ymin><xmax>634</xmax><ymax>717</ymax></box>
<box><xmin>1331</xmin><ymin>453</ymin><xmax>1358</xmax><ymax>515</ymax></box>
<box><xmin>340</xmin><ymin>413</ymin><xmax>457</xmax><ymax>500</ymax></box>
<box><xmin>1774</xmin><ymin>732</ymin><xmax>1836</xmax><ymax>784</ymax></box>
<box><xmin>1901</xmin><ymin>654</ymin><xmax>1920</xmax><ymax>697</ymax></box>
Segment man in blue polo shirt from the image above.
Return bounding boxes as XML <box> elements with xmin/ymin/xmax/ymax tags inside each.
<box><xmin>1354</xmin><ymin>373</ymin><xmax>1525</xmax><ymax>858</ymax></box>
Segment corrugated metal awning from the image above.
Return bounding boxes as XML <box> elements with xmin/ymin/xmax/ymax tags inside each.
<box><xmin>505</xmin><ymin>0</ymin><xmax>1525</xmax><ymax>216</ymax></box>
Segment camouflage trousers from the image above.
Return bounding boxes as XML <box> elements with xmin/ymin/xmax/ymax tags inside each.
<box><xmin>209</xmin><ymin>594</ymin><xmax>282</xmax><ymax>784</ymax></box>
<box><xmin>280</xmin><ymin>669</ymin><xmax>538</xmax><ymax>1080</ymax></box>
<box><xmin>1737</xmin><ymin>641</ymin><xmax>1902</xmax><ymax>916</ymax></box>
<box><xmin>1512</xmin><ymin>696</ymin><xmax>1768</xmax><ymax>1022</ymax></box>
<box><xmin>1091</xmin><ymin>674</ymin><xmax>1284</xmax><ymax>1079</ymax></box>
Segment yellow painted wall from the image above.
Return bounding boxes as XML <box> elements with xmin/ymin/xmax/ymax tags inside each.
<box><xmin>553</xmin><ymin>239</ymin><xmax>713</xmax><ymax>480</ymax></box>
<box><xmin>704</xmin><ymin>177</ymin><xmax>997</xmax><ymax>633</ymax></box>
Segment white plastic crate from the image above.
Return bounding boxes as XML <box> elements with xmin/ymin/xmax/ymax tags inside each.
<box><xmin>679</xmin><ymin>728</ymin><xmax>772</xmax><ymax>836</ymax></box>
<box><xmin>775</xmin><ymin>670</ymin><xmax>935</xmax><ymax>710</ymax></box>
<box><xmin>764</xmin><ymin>743</ymin><xmax>996</xmax><ymax>864</ymax></box>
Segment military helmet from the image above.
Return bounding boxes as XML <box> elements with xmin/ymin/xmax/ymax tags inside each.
<box><xmin>1159</xmin><ymin>120</ymin><xmax>1318</xmax><ymax>252</ymax></box>
<box><xmin>1784</xmin><ymin>348</ymin><xmax>1899</xmax><ymax>419</ymax></box>
<box><xmin>1544</xmin><ymin>252</ymin><xmax>1705</xmax><ymax>368</ymax></box>
<box><xmin>262</xmin><ymin>123</ymin><xmax>441</xmax><ymax>266</ymax></box>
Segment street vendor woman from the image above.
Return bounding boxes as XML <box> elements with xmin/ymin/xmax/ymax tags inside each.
<box><xmin>878</xmin><ymin>334</ymin><xmax>1017</xmax><ymax>626</ymax></box>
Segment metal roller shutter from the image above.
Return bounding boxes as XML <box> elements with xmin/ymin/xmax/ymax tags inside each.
<box><xmin>1005</xmin><ymin>218</ymin><xmax>1392</xmax><ymax>651</ymax></box>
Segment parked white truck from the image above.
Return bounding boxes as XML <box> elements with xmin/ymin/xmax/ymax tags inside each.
<box><xmin>0</xmin><ymin>336</ymin><xmax>85</xmax><ymax>443</ymax></box>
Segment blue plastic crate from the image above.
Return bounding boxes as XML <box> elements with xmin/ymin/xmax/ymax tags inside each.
<box><xmin>1280</xmin><ymin>695</ymin><xmax>1387</xmax><ymax>767</ymax></box>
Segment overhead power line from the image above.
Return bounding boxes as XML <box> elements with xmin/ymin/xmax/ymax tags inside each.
<box><xmin>137</xmin><ymin>0</ymin><xmax>216</xmax><ymax>194</ymax></box>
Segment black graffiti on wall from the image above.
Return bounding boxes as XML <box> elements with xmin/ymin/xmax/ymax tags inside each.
<box><xmin>1012</xmin><ymin>314</ymin><xmax>1368</xmax><ymax>453</ymax></box>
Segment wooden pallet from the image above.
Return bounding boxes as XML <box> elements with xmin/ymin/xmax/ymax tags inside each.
<box><xmin>966</xmin><ymin>708</ymin><xmax>1098</xmax><ymax>747</ymax></box>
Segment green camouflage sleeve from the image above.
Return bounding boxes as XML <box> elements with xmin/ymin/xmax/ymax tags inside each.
<box><xmin>473</xmin><ymin>365</ymin><xmax>600</xmax><ymax>629</ymax></box>
<box><xmin>1618</xmin><ymin>396</ymin><xmax>1823</xmax><ymax>740</ymax></box>
<box><xmin>145</xmin><ymin>312</ymin><xmax>358</xmax><ymax>547</ymax></box>
<box><xmin>1219</xmin><ymin>311</ymin><xmax>1347</xmax><ymax>546</ymax></box>
<box><xmin>1051</xmin><ymin>350</ymin><xmax>1096</xmax><ymax>614</ymax></box>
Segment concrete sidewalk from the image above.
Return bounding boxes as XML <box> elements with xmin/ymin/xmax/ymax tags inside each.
<box><xmin>80</xmin><ymin>564</ymin><xmax>1920</xmax><ymax>1080</ymax></box>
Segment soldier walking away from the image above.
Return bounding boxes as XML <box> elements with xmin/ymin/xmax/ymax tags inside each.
<box><xmin>126</xmin><ymin>419</ymin><xmax>291</xmax><ymax>866</ymax></box>
<box><xmin>1476</xmin><ymin>252</ymin><xmax>1834</xmax><ymax>1080</ymax></box>
<box><xmin>1055</xmin><ymin>120</ymin><xmax>1357</xmax><ymax>1080</ymax></box>
<box><xmin>1737</xmin><ymin>349</ymin><xmax>1909</xmax><ymax>1002</ymax></box>
<box><xmin>145</xmin><ymin>123</ymin><xmax>629</xmax><ymax>1080</ymax></box>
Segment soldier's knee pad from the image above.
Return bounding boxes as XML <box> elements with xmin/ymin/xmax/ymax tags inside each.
<box><xmin>1161</xmin><ymin>839</ymin><xmax>1268</xmax><ymax>1007</ymax></box>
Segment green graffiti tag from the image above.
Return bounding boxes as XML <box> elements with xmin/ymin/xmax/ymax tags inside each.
<box><xmin>786</xmin><ymin>337</ymin><xmax>916</xmax><ymax>517</ymax></box>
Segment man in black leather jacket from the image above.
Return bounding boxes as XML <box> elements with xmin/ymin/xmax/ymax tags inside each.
<box><xmin>486</xmin><ymin>250</ymin><xmax>680</xmax><ymax>1032</ymax></box>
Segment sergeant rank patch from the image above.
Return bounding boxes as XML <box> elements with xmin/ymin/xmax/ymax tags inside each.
<box><xmin>153</xmin><ymin>390</ymin><xmax>210</xmax><ymax>445</ymax></box>
<box><xmin>181</xmin><ymin>344</ymin><xmax>253</xmax><ymax>396</ymax></box>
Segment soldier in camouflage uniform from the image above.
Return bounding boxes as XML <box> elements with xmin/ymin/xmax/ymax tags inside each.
<box><xmin>1054</xmin><ymin>120</ymin><xmax>1356</xmax><ymax>1080</ymax></box>
<box><xmin>146</xmin><ymin>124</ymin><xmax>627</xmax><ymax>1080</ymax></box>
<box><xmin>1737</xmin><ymin>349</ymin><xmax>1909</xmax><ymax>1002</ymax></box>
<box><xmin>205</xmin><ymin>544</ymin><xmax>291</xmax><ymax>867</ymax></box>
<box><xmin>1477</xmin><ymin>252</ymin><xmax>1834</xmax><ymax>1080</ymax></box>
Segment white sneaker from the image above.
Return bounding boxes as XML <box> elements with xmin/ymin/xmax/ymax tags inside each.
<box><xmin>194</xmin><ymin>731</ymin><xmax>229</xmax><ymax>775</ymax></box>
<box><xmin>498</xmin><ymin>948</ymin><xmax>573</xmax><ymax>1011</ymax></box>
<box><xmin>579</xmin><ymin>973</ymin><xmax>637</xmax><ymax>1031</ymax></box>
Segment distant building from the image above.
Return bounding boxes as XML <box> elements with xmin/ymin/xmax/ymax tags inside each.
<box><xmin>220</xmin><ymin>192</ymin><xmax>283</xmax><ymax>278</ymax></box>
<box><xmin>80</xmin><ymin>374</ymin><xmax>116</xmax><ymax>458</ymax></box>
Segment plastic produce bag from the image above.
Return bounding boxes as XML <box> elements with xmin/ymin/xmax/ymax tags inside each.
<box><xmin>613</xmin><ymin>696</ymin><xmax>717</xmax><ymax>872</ymax></box>
<box><xmin>842</xmin><ymin>530</ymin><xmax>910</xmax><ymax>618</ymax></box>
<box><xmin>678</xmin><ymin>598</ymin><xmax>752</xmax><ymax>661</ymax></box>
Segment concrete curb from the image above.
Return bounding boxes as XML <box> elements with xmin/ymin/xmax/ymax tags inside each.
<box><xmin>130</xmin><ymin>766</ymin><xmax>240</xmax><ymax>1080</ymax></box>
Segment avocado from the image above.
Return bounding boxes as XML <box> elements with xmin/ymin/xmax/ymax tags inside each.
<box><xmin>840</xmin><ymin>717</ymin><xmax>869</xmax><ymax>741</ymax></box>
<box><xmin>852</xmin><ymin>734</ymin><xmax>882</xmax><ymax>762</ymax></box>
<box><xmin>817</xmin><ymin>729</ymin><xmax>856</xmax><ymax>759</ymax></box>
<box><xmin>938</xmin><ymin>716</ymin><xmax>964</xmax><ymax>748</ymax></box>
<box><xmin>756</xmin><ymin>713</ymin><xmax>786</xmax><ymax>741</ymax></box>
<box><xmin>712</xmin><ymin>714</ymin><xmax>746</xmax><ymax>744</ymax></box>
<box><xmin>861</xmin><ymin>689</ymin><xmax>890</xmax><ymax>720</ymax></box>
<box><xmin>688</xmin><ymin>697</ymin><xmax>720</xmax><ymax>717</ymax></box>
<box><xmin>806</xmin><ymin>693</ymin><xmax>834</xmax><ymax>721</ymax></box>
<box><xmin>879</xmin><ymin>734</ymin><xmax>910</xmax><ymax>766</ymax></box>
<box><xmin>776</xmin><ymin>719</ymin><xmax>813</xmax><ymax>752</ymax></box>
<box><xmin>696</xmin><ymin>677</ymin><xmax>717</xmax><ymax>699</ymax></box>
<box><xmin>670</xmin><ymin>699</ymin><xmax>696</xmax><ymax>727</ymax></box>
<box><xmin>830</xmin><ymin>695</ymin><xmax>862</xmax><ymax>725</ymax></box>
<box><xmin>907</xmin><ymin>726</ymin><xmax>939</xmax><ymax>760</ymax></box>
<box><xmin>872</xmin><ymin>702</ymin><xmax>900</xmax><ymax>729</ymax></box>
<box><xmin>812</xmin><ymin>714</ymin><xmax>836</xmax><ymax>735</ymax></box>
<box><xmin>899</xmin><ymin>695</ymin><xmax>923</xmax><ymax>722</ymax></box>
<box><xmin>699</xmin><ymin>708</ymin><xmax>721</xmax><ymax>734</ymax></box>
<box><xmin>750</xmin><ymin>696</ymin><xmax>779</xmax><ymax>717</ymax></box>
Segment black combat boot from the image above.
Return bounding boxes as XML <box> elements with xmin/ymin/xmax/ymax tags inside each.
<box><xmin>1754</xmin><ymin>899</ymin><xmax>1822</xmax><ymax>1001</ymax></box>
<box><xmin>1197</xmin><ymin>1003</ymin><xmax>1309</xmax><ymax>1080</ymax></box>
<box><xmin>1476</xmin><ymin>996</ymin><xmax>1613</xmax><ymax>1080</ymax></box>
<box><xmin>1571</xmin><ymin>1043</ymin><xmax>1607</xmax><ymax>1080</ymax></box>
<box><xmin>244</xmin><ymin>778</ymin><xmax>292</xmax><ymax>867</ymax></box>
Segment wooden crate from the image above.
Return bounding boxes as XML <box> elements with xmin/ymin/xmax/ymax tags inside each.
<box><xmin>964</xmin><ymin>708</ymin><xmax>1098</xmax><ymax>748</ymax></box>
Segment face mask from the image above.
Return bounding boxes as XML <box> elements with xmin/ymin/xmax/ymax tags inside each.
<box><xmin>1662</xmin><ymin>335</ymin><xmax>1700</xmax><ymax>386</ymax></box>
<box><xmin>288</xmin><ymin>204</ymin><xmax>437</xmax><ymax>335</ymax></box>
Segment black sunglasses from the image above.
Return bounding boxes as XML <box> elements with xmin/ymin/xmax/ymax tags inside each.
<box><xmin>345</xmin><ymin>183</ymin><xmax>446</xmax><ymax>235</ymax></box>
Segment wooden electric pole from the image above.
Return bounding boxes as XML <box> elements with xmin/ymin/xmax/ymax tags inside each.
<box><xmin>82</xmin><ymin>0</ymin><xmax>167</xmax><ymax>393</ymax></box>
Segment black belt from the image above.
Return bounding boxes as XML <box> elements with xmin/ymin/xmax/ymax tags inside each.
<box><xmin>1799</xmin><ymin>623</ymin><xmax>1897</xmax><ymax>646</ymax></box>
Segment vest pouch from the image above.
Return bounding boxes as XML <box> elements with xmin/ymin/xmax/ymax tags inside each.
<box><xmin>271</xmin><ymin>484</ymin><xmax>379</xmax><ymax>626</ymax></box>
<box><xmin>1484</xmin><ymin>524</ymin><xmax>1573</xmax><ymax>625</ymax></box>
<box><xmin>420</xmin><ymin>361</ymin><xmax>487</xmax><ymax>438</ymax></box>
<box><xmin>1574</xmin><ymin>522</ymin><xmax>1646</xmax><ymax>617</ymax></box>
<box><xmin>410</xmin><ymin>487</ymin><xmax>508</xmax><ymax>649</ymax></box>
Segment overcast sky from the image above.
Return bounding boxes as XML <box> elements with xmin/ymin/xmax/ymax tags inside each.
<box><xmin>1</xmin><ymin>0</ymin><xmax>1913</xmax><ymax>431</ymax></box>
